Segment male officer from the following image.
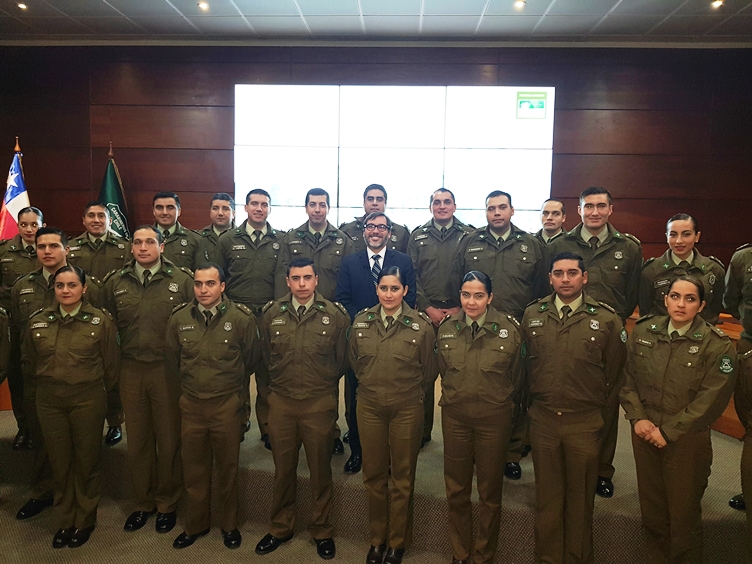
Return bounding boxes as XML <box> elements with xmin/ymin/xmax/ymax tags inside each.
<box><xmin>548</xmin><ymin>186</ymin><xmax>642</xmax><ymax>498</ymax></box>
<box><xmin>454</xmin><ymin>190</ymin><xmax>548</xmax><ymax>479</ymax></box>
<box><xmin>217</xmin><ymin>188</ymin><xmax>282</xmax><ymax>449</ymax></box>
<box><xmin>408</xmin><ymin>188</ymin><xmax>472</xmax><ymax>446</ymax></box>
<box><xmin>198</xmin><ymin>192</ymin><xmax>235</xmax><ymax>265</ymax></box>
<box><xmin>522</xmin><ymin>252</ymin><xmax>626</xmax><ymax>564</ymax></box>
<box><xmin>152</xmin><ymin>191</ymin><xmax>201</xmax><ymax>271</ymax></box>
<box><xmin>0</xmin><ymin>206</ymin><xmax>44</xmax><ymax>449</ymax></box>
<box><xmin>640</xmin><ymin>214</ymin><xmax>725</xmax><ymax>324</ymax></box>
<box><xmin>725</xmin><ymin>241</ymin><xmax>752</xmax><ymax>511</ymax></box>
<box><xmin>336</xmin><ymin>212</ymin><xmax>416</xmax><ymax>474</ymax></box>
<box><xmin>11</xmin><ymin>227</ymin><xmax>99</xmax><ymax>521</ymax></box>
<box><xmin>101</xmin><ymin>225</ymin><xmax>193</xmax><ymax>535</ymax></box>
<box><xmin>536</xmin><ymin>198</ymin><xmax>567</xmax><ymax>245</ymax></box>
<box><xmin>340</xmin><ymin>184</ymin><xmax>410</xmax><ymax>254</ymax></box>
<box><xmin>167</xmin><ymin>263</ymin><xmax>259</xmax><ymax>550</ymax></box>
<box><xmin>67</xmin><ymin>200</ymin><xmax>131</xmax><ymax>446</ymax></box>
<box><xmin>255</xmin><ymin>258</ymin><xmax>348</xmax><ymax>560</ymax></box>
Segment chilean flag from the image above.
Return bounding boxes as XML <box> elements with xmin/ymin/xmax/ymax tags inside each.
<box><xmin>0</xmin><ymin>151</ymin><xmax>31</xmax><ymax>240</ymax></box>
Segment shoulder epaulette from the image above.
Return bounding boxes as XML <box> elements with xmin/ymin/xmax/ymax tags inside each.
<box><xmin>623</xmin><ymin>232</ymin><xmax>641</xmax><ymax>245</ymax></box>
<box><xmin>235</xmin><ymin>303</ymin><xmax>253</xmax><ymax>316</ymax></box>
<box><xmin>440</xmin><ymin>313</ymin><xmax>452</xmax><ymax>324</ymax></box>
<box><xmin>0</xmin><ymin>306</ymin><xmax>7</xmax><ymax>316</ymax></box>
<box><xmin>261</xmin><ymin>300</ymin><xmax>275</xmax><ymax>314</ymax></box>
<box><xmin>171</xmin><ymin>302</ymin><xmax>191</xmax><ymax>314</ymax></box>
<box><xmin>635</xmin><ymin>314</ymin><xmax>654</xmax><ymax>324</ymax></box>
<box><xmin>507</xmin><ymin>314</ymin><xmax>520</xmax><ymax>327</ymax></box>
<box><xmin>97</xmin><ymin>307</ymin><xmax>114</xmax><ymax>321</ymax></box>
<box><xmin>735</xmin><ymin>243</ymin><xmax>752</xmax><ymax>252</ymax></box>
<box><xmin>178</xmin><ymin>266</ymin><xmax>193</xmax><ymax>277</ymax></box>
<box><xmin>741</xmin><ymin>348</ymin><xmax>752</xmax><ymax>359</ymax></box>
<box><xmin>29</xmin><ymin>307</ymin><xmax>45</xmax><ymax>318</ymax></box>
<box><xmin>88</xmin><ymin>276</ymin><xmax>102</xmax><ymax>286</ymax></box>
<box><xmin>708</xmin><ymin>255</ymin><xmax>725</xmax><ymax>269</ymax></box>
<box><xmin>333</xmin><ymin>302</ymin><xmax>348</xmax><ymax>316</ymax></box>
<box><xmin>416</xmin><ymin>311</ymin><xmax>431</xmax><ymax>325</ymax></box>
<box><xmin>710</xmin><ymin>325</ymin><xmax>727</xmax><ymax>338</ymax></box>
<box><xmin>526</xmin><ymin>296</ymin><xmax>547</xmax><ymax>308</ymax></box>
<box><xmin>597</xmin><ymin>301</ymin><xmax>617</xmax><ymax>314</ymax></box>
<box><xmin>642</xmin><ymin>257</ymin><xmax>656</xmax><ymax>269</ymax></box>
<box><xmin>101</xmin><ymin>269</ymin><xmax>120</xmax><ymax>284</ymax></box>
<box><xmin>356</xmin><ymin>307</ymin><xmax>370</xmax><ymax>317</ymax></box>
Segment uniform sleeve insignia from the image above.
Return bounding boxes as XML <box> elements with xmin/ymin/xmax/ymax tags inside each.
<box><xmin>367</xmin><ymin>313</ymin><xmax>375</xmax><ymax>320</ymax></box>
<box><xmin>272</xmin><ymin>242</ymin><xmax>280</xmax><ymax>250</ymax></box>
<box><xmin>335</xmin><ymin>238</ymin><xmax>343</xmax><ymax>245</ymax></box>
<box><xmin>521</xmin><ymin>341</ymin><xmax>528</xmax><ymax>358</ymax></box>
<box><xmin>539</xmin><ymin>304</ymin><xmax>548</xmax><ymax>312</ymax></box>
<box><xmin>720</xmin><ymin>355</ymin><xmax>734</xmax><ymax>374</ymax></box>
<box><xmin>346</xmin><ymin>326</ymin><xmax>352</xmax><ymax>340</ymax></box>
<box><xmin>620</xmin><ymin>328</ymin><xmax>627</xmax><ymax>343</ymax></box>
<box><xmin>91</xmin><ymin>317</ymin><xmax>101</xmax><ymax>325</ymax></box>
<box><xmin>590</xmin><ymin>319</ymin><xmax>600</xmax><ymax>330</ymax></box>
<box><xmin>688</xmin><ymin>345</ymin><xmax>699</xmax><ymax>354</ymax></box>
<box><xmin>411</xmin><ymin>323</ymin><xmax>420</xmax><ymax>331</ymax></box>
<box><xmin>322</xmin><ymin>316</ymin><xmax>331</xmax><ymax>325</ymax></box>
<box><xmin>520</xmin><ymin>244</ymin><xmax>528</xmax><ymax>253</ymax></box>
<box><xmin>168</xmin><ymin>283</ymin><xmax>179</xmax><ymax>293</ymax></box>
<box><xmin>500</xmin><ymin>329</ymin><xmax>508</xmax><ymax>338</ymax></box>
<box><xmin>708</xmin><ymin>274</ymin><xmax>716</xmax><ymax>285</ymax></box>
<box><xmin>614</xmin><ymin>251</ymin><xmax>623</xmax><ymax>259</ymax></box>
<box><xmin>118</xmin><ymin>243</ymin><xmax>125</xmax><ymax>249</ymax></box>
<box><xmin>224</xmin><ymin>322</ymin><xmax>232</xmax><ymax>331</ymax></box>
<box><xmin>181</xmin><ymin>239</ymin><xmax>188</xmax><ymax>246</ymax></box>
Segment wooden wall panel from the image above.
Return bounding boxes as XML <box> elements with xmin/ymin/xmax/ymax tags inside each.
<box><xmin>290</xmin><ymin>63</ymin><xmax>499</xmax><ymax>85</ymax></box>
<box><xmin>0</xmin><ymin>104</ymin><xmax>90</xmax><ymax>149</ymax></box>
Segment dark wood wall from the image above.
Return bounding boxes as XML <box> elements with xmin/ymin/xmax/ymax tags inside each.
<box><xmin>1</xmin><ymin>45</ymin><xmax>750</xmax><ymax>265</ymax></box>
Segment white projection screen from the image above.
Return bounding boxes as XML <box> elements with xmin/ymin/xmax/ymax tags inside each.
<box><xmin>234</xmin><ymin>85</ymin><xmax>555</xmax><ymax>233</ymax></box>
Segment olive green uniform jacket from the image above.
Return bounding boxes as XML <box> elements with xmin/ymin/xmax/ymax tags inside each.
<box><xmin>216</xmin><ymin>220</ymin><xmax>283</xmax><ymax>309</ymax></box>
<box><xmin>261</xmin><ymin>292</ymin><xmax>349</xmax><ymax>399</ymax></box>
<box><xmin>101</xmin><ymin>258</ymin><xmax>194</xmax><ymax>362</ymax></box>
<box><xmin>340</xmin><ymin>215</ymin><xmax>410</xmax><ymax>254</ymax></box>
<box><xmin>166</xmin><ymin>295</ymin><xmax>260</xmax><ymax>400</ymax></box>
<box><xmin>437</xmin><ymin>305</ymin><xmax>524</xmax><ymax>408</ymax></box>
<box><xmin>67</xmin><ymin>231</ymin><xmax>131</xmax><ymax>282</ymax></box>
<box><xmin>0</xmin><ymin>307</ymin><xmax>10</xmax><ymax>385</ymax></box>
<box><xmin>158</xmin><ymin>222</ymin><xmax>201</xmax><ymax>271</ymax></box>
<box><xmin>620</xmin><ymin>314</ymin><xmax>736</xmax><ymax>444</ymax></box>
<box><xmin>0</xmin><ymin>235</ymin><xmax>38</xmax><ymax>309</ymax></box>
<box><xmin>197</xmin><ymin>224</ymin><xmax>234</xmax><ymax>266</ymax></box>
<box><xmin>408</xmin><ymin>219</ymin><xmax>473</xmax><ymax>311</ymax></box>
<box><xmin>639</xmin><ymin>249</ymin><xmax>725</xmax><ymax>325</ymax></box>
<box><xmin>548</xmin><ymin>223</ymin><xmax>642</xmax><ymax>322</ymax></box>
<box><xmin>724</xmin><ymin>243</ymin><xmax>752</xmax><ymax>342</ymax></box>
<box><xmin>348</xmin><ymin>303</ymin><xmax>436</xmax><ymax>408</ymax></box>
<box><xmin>453</xmin><ymin>224</ymin><xmax>548</xmax><ymax>321</ymax></box>
<box><xmin>274</xmin><ymin>221</ymin><xmax>353</xmax><ymax>302</ymax></box>
<box><xmin>521</xmin><ymin>293</ymin><xmax>627</xmax><ymax>413</ymax></box>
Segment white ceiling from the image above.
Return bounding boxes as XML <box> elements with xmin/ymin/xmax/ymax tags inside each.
<box><xmin>0</xmin><ymin>0</ymin><xmax>751</xmax><ymax>44</ymax></box>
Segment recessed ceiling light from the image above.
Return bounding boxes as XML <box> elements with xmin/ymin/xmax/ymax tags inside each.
<box><xmin>514</xmin><ymin>0</ymin><xmax>526</xmax><ymax>7</ymax></box>
<box><xmin>198</xmin><ymin>1</ymin><xmax>209</xmax><ymax>10</ymax></box>
<box><xmin>17</xmin><ymin>3</ymin><xmax>27</xmax><ymax>9</ymax></box>
<box><xmin>711</xmin><ymin>0</ymin><xmax>723</xmax><ymax>7</ymax></box>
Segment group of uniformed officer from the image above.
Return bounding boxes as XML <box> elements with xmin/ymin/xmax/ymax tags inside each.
<box><xmin>1</xmin><ymin>182</ymin><xmax>751</xmax><ymax>563</ymax></box>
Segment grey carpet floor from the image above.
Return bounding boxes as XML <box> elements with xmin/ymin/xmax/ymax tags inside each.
<box><xmin>0</xmin><ymin>380</ymin><xmax>748</xmax><ymax>563</ymax></box>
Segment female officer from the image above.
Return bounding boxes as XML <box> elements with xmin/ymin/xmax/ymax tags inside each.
<box><xmin>349</xmin><ymin>266</ymin><xmax>436</xmax><ymax>564</ymax></box>
<box><xmin>24</xmin><ymin>266</ymin><xmax>119</xmax><ymax>549</ymax></box>
<box><xmin>437</xmin><ymin>271</ymin><xmax>524</xmax><ymax>564</ymax></box>
<box><xmin>620</xmin><ymin>276</ymin><xmax>736</xmax><ymax>563</ymax></box>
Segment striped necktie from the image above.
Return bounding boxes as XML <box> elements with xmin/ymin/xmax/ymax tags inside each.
<box><xmin>371</xmin><ymin>254</ymin><xmax>381</xmax><ymax>286</ymax></box>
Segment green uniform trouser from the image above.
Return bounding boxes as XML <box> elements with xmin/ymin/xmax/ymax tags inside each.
<box><xmin>23</xmin><ymin>372</ymin><xmax>53</xmax><ymax>501</ymax></box>
<box><xmin>268</xmin><ymin>391</ymin><xmax>337</xmax><ymax>540</ymax></box>
<box><xmin>632</xmin><ymin>428</ymin><xmax>711</xmax><ymax>564</ymax></box>
<box><xmin>8</xmin><ymin>332</ymin><xmax>26</xmax><ymax>430</ymax></box>
<box><xmin>105</xmin><ymin>384</ymin><xmax>124</xmax><ymax>427</ymax></box>
<box><xmin>36</xmin><ymin>379</ymin><xmax>106</xmax><ymax>530</ymax></box>
<box><xmin>180</xmin><ymin>391</ymin><xmax>243</xmax><ymax>535</ymax></box>
<box><xmin>598</xmin><ymin>392</ymin><xmax>620</xmax><ymax>480</ymax></box>
<box><xmin>506</xmin><ymin>403</ymin><xmax>530</xmax><ymax>464</ymax></box>
<box><xmin>530</xmin><ymin>404</ymin><xmax>603</xmax><ymax>564</ymax></box>
<box><xmin>357</xmin><ymin>397</ymin><xmax>423</xmax><ymax>550</ymax></box>
<box><xmin>120</xmin><ymin>359</ymin><xmax>182</xmax><ymax>514</ymax></box>
<box><xmin>443</xmin><ymin>402</ymin><xmax>514</xmax><ymax>564</ymax></box>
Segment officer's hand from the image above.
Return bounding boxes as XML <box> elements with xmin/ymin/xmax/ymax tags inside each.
<box><xmin>442</xmin><ymin>307</ymin><xmax>461</xmax><ymax>318</ymax></box>
<box><xmin>645</xmin><ymin>427</ymin><xmax>667</xmax><ymax>449</ymax></box>
<box><xmin>425</xmin><ymin>306</ymin><xmax>445</xmax><ymax>327</ymax></box>
<box><xmin>633</xmin><ymin>419</ymin><xmax>655</xmax><ymax>439</ymax></box>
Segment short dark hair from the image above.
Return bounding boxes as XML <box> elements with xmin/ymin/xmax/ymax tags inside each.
<box><xmin>246</xmin><ymin>189</ymin><xmax>271</xmax><ymax>205</ymax></box>
<box><xmin>83</xmin><ymin>201</ymin><xmax>109</xmax><ymax>216</ymax></box>
<box><xmin>210</xmin><ymin>192</ymin><xmax>235</xmax><ymax>208</ymax></box>
<box><xmin>305</xmin><ymin>188</ymin><xmax>330</xmax><ymax>207</ymax></box>
<box><xmin>364</xmin><ymin>184</ymin><xmax>387</xmax><ymax>201</ymax></box>
<box><xmin>18</xmin><ymin>206</ymin><xmax>43</xmax><ymax>223</ymax></box>
<box><xmin>430</xmin><ymin>188</ymin><xmax>456</xmax><ymax>206</ymax></box>
<box><xmin>542</xmin><ymin>198</ymin><xmax>566</xmax><ymax>215</ymax></box>
<box><xmin>133</xmin><ymin>225</ymin><xmax>163</xmax><ymax>244</ymax></box>
<box><xmin>195</xmin><ymin>262</ymin><xmax>225</xmax><ymax>284</ymax></box>
<box><xmin>35</xmin><ymin>226</ymin><xmax>68</xmax><ymax>247</ymax></box>
<box><xmin>669</xmin><ymin>275</ymin><xmax>705</xmax><ymax>303</ymax></box>
<box><xmin>53</xmin><ymin>265</ymin><xmax>86</xmax><ymax>286</ymax></box>
<box><xmin>550</xmin><ymin>251</ymin><xmax>586</xmax><ymax>274</ymax></box>
<box><xmin>579</xmin><ymin>187</ymin><xmax>612</xmax><ymax>206</ymax></box>
<box><xmin>462</xmin><ymin>270</ymin><xmax>492</xmax><ymax>295</ymax></box>
<box><xmin>287</xmin><ymin>257</ymin><xmax>318</xmax><ymax>277</ymax></box>
<box><xmin>485</xmin><ymin>190</ymin><xmax>512</xmax><ymax>207</ymax></box>
<box><xmin>153</xmin><ymin>191</ymin><xmax>181</xmax><ymax>208</ymax></box>
<box><xmin>362</xmin><ymin>212</ymin><xmax>392</xmax><ymax>230</ymax></box>
<box><xmin>666</xmin><ymin>213</ymin><xmax>698</xmax><ymax>234</ymax></box>
<box><xmin>377</xmin><ymin>265</ymin><xmax>405</xmax><ymax>286</ymax></box>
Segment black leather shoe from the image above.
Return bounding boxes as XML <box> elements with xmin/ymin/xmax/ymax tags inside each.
<box><xmin>52</xmin><ymin>528</ymin><xmax>74</xmax><ymax>549</ymax></box>
<box><xmin>421</xmin><ymin>437</ymin><xmax>431</xmax><ymax>448</ymax></box>
<box><xmin>343</xmin><ymin>431</ymin><xmax>350</xmax><ymax>443</ymax></box>
<box><xmin>16</xmin><ymin>498</ymin><xmax>53</xmax><ymax>520</ymax></box>
<box><xmin>173</xmin><ymin>529</ymin><xmax>209</xmax><ymax>549</ymax></box>
<box><xmin>332</xmin><ymin>438</ymin><xmax>344</xmax><ymax>455</ymax></box>
<box><xmin>244</xmin><ymin>420</ymin><xmax>251</xmax><ymax>433</ymax></box>
<box><xmin>384</xmin><ymin>547</ymin><xmax>405</xmax><ymax>564</ymax></box>
<box><xmin>316</xmin><ymin>537</ymin><xmax>335</xmax><ymax>559</ymax></box>
<box><xmin>596</xmin><ymin>477</ymin><xmax>614</xmax><ymax>498</ymax></box>
<box><xmin>366</xmin><ymin>543</ymin><xmax>387</xmax><ymax>564</ymax></box>
<box><xmin>12</xmin><ymin>428</ymin><xmax>30</xmax><ymax>450</ymax></box>
<box><xmin>105</xmin><ymin>426</ymin><xmax>122</xmax><ymax>446</ymax></box>
<box><xmin>68</xmin><ymin>526</ymin><xmax>94</xmax><ymax>548</ymax></box>
<box><xmin>521</xmin><ymin>444</ymin><xmax>532</xmax><ymax>458</ymax></box>
<box><xmin>730</xmin><ymin>493</ymin><xmax>746</xmax><ymax>511</ymax></box>
<box><xmin>156</xmin><ymin>511</ymin><xmax>176</xmax><ymax>533</ymax></box>
<box><xmin>504</xmin><ymin>462</ymin><xmax>521</xmax><ymax>480</ymax></box>
<box><xmin>344</xmin><ymin>453</ymin><xmax>362</xmax><ymax>474</ymax></box>
<box><xmin>124</xmin><ymin>509</ymin><xmax>156</xmax><ymax>531</ymax></box>
<box><xmin>255</xmin><ymin>532</ymin><xmax>293</xmax><ymax>555</ymax></box>
<box><xmin>222</xmin><ymin>528</ymin><xmax>242</xmax><ymax>549</ymax></box>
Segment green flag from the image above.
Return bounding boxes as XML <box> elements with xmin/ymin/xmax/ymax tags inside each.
<box><xmin>98</xmin><ymin>158</ymin><xmax>130</xmax><ymax>239</ymax></box>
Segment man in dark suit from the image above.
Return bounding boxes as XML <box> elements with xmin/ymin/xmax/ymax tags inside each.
<box><xmin>335</xmin><ymin>212</ymin><xmax>416</xmax><ymax>474</ymax></box>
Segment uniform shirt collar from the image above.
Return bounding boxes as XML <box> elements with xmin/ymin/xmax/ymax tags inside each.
<box><xmin>381</xmin><ymin>305</ymin><xmax>403</xmax><ymax>327</ymax></box>
<box><xmin>668</xmin><ymin>320</ymin><xmax>691</xmax><ymax>337</ymax></box>
<box><xmin>554</xmin><ymin>293</ymin><xmax>584</xmax><ymax>318</ymax></box>
<box><xmin>87</xmin><ymin>233</ymin><xmax>107</xmax><ymax>243</ymax></box>
<box><xmin>433</xmin><ymin>218</ymin><xmax>453</xmax><ymax>230</ymax></box>
<box><xmin>308</xmin><ymin>224</ymin><xmax>327</xmax><ymax>237</ymax></box>
<box><xmin>197</xmin><ymin>303</ymin><xmax>219</xmax><ymax>317</ymax></box>
<box><xmin>465</xmin><ymin>310</ymin><xmax>487</xmax><ymax>328</ymax></box>
<box><xmin>212</xmin><ymin>226</ymin><xmax>225</xmax><ymax>237</ymax></box>
<box><xmin>581</xmin><ymin>225</ymin><xmax>609</xmax><ymax>245</ymax></box>
<box><xmin>670</xmin><ymin>250</ymin><xmax>695</xmax><ymax>265</ymax></box>
<box><xmin>541</xmin><ymin>228</ymin><xmax>563</xmax><ymax>243</ymax></box>
<box><xmin>134</xmin><ymin>261</ymin><xmax>161</xmax><ymax>282</ymax></box>
<box><xmin>291</xmin><ymin>296</ymin><xmax>314</xmax><ymax>315</ymax></box>
<box><xmin>245</xmin><ymin>222</ymin><xmax>268</xmax><ymax>239</ymax></box>
<box><xmin>160</xmin><ymin>223</ymin><xmax>177</xmax><ymax>237</ymax></box>
<box><xmin>42</xmin><ymin>268</ymin><xmax>54</xmax><ymax>283</ymax></box>
<box><xmin>59</xmin><ymin>303</ymin><xmax>82</xmax><ymax>318</ymax></box>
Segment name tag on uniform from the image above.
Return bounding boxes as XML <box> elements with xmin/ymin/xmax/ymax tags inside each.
<box><xmin>69</xmin><ymin>246</ymin><xmax>82</xmax><ymax>251</ymax></box>
<box><xmin>439</xmin><ymin>333</ymin><xmax>456</xmax><ymax>339</ymax></box>
<box><xmin>636</xmin><ymin>338</ymin><xmax>653</xmax><ymax>347</ymax></box>
<box><xmin>19</xmin><ymin>288</ymin><xmax>34</xmax><ymax>295</ymax></box>
<box><xmin>31</xmin><ymin>322</ymin><xmax>48</xmax><ymax>329</ymax></box>
<box><xmin>289</xmin><ymin>240</ymin><xmax>302</xmax><ymax>245</ymax></box>
<box><xmin>415</xmin><ymin>234</ymin><xmax>428</xmax><ymax>240</ymax></box>
<box><xmin>114</xmin><ymin>289</ymin><xmax>127</xmax><ymax>296</ymax></box>
<box><xmin>233</xmin><ymin>244</ymin><xmax>246</xmax><ymax>250</ymax></box>
<box><xmin>179</xmin><ymin>325</ymin><xmax>196</xmax><ymax>332</ymax></box>
<box><xmin>468</xmin><ymin>246</ymin><xmax>484</xmax><ymax>253</ymax></box>
<box><xmin>654</xmin><ymin>279</ymin><xmax>671</xmax><ymax>288</ymax></box>
<box><xmin>354</xmin><ymin>322</ymin><xmax>369</xmax><ymax>329</ymax></box>
<box><xmin>0</xmin><ymin>258</ymin><xmax>13</xmax><ymax>262</ymax></box>
<box><xmin>271</xmin><ymin>318</ymin><xmax>286</xmax><ymax>326</ymax></box>
<box><xmin>528</xmin><ymin>318</ymin><xmax>544</xmax><ymax>327</ymax></box>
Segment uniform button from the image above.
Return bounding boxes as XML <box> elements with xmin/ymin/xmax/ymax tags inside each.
<box><xmin>557</xmin><ymin>411</ymin><xmax>562</xmax><ymax>416</ymax></box>
<box><xmin>358</xmin><ymin>332</ymin><xmax>362</xmax><ymax>337</ymax></box>
<box><xmin>500</xmin><ymin>346</ymin><xmax>504</xmax><ymax>350</ymax></box>
<box><xmin>614</xmin><ymin>266</ymin><xmax>618</xmax><ymax>270</ymax></box>
<box><xmin>275</xmin><ymin>331</ymin><xmax>280</xmax><ymax>335</ymax></box>
<box><xmin>532</xmin><ymin>331</ymin><xmax>536</xmax><ymax>336</ymax></box>
<box><xmin>224</xmin><ymin>339</ymin><xmax>228</xmax><ymax>343</ymax></box>
<box><xmin>591</xmin><ymin>336</ymin><xmax>596</xmax><ymax>341</ymax></box>
<box><xmin>323</xmin><ymin>331</ymin><xmax>327</xmax><ymax>335</ymax></box>
<box><xmin>412</xmin><ymin>339</ymin><xmax>416</xmax><ymax>343</ymax></box>
<box><xmin>35</xmin><ymin>333</ymin><xmax>40</xmax><ymax>337</ymax></box>
<box><xmin>473</xmin><ymin>256</ymin><xmax>478</xmax><ymax>260</ymax></box>
<box><xmin>91</xmin><ymin>332</ymin><xmax>95</xmax><ymax>336</ymax></box>
<box><xmin>336</xmin><ymin>251</ymin><xmax>340</xmax><ymax>255</ymax></box>
<box><xmin>169</xmin><ymin>297</ymin><xmax>174</xmax><ymax>300</ymax></box>
<box><xmin>420</xmin><ymin>242</ymin><xmax>424</xmax><ymax>246</ymax></box>
<box><xmin>522</xmin><ymin>256</ymin><xmax>527</xmax><ymax>261</ymax></box>
<box><xmin>687</xmin><ymin>362</ymin><xmax>692</xmax><ymax>366</ymax></box>
<box><xmin>445</xmin><ymin>344</ymin><xmax>449</xmax><ymax>348</ymax></box>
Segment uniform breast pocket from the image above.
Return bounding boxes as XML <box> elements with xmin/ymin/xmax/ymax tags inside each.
<box><xmin>512</xmin><ymin>254</ymin><xmax>536</xmax><ymax>281</ymax></box>
<box><xmin>305</xmin><ymin>328</ymin><xmax>335</xmax><ymax>353</ymax></box>
<box><xmin>525</xmin><ymin>327</ymin><xmax>546</xmax><ymax>359</ymax></box>
<box><xmin>213</xmin><ymin>337</ymin><xmax>241</xmax><ymax>361</ymax></box>
<box><xmin>603</xmin><ymin>262</ymin><xmax>628</xmax><ymax>286</ymax></box>
<box><xmin>438</xmin><ymin>337</ymin><xmax>465</xmax><ymax>367</ymax></box>
<box><xmin>676</xmin><ymin>355</ymin><xmax>707</xmax><ymax>394</ymax></box>
<box><xmin>355</xmin><ymin>332</ymin><xmax>378</xmax><ymax>358</ymax></box>
<box><xmin>69</xmin><ymin>332</ymin><xmax>99</xmax><ymax>360</ymax></box>
<box><xmin>584</xmin><ymin>335</ymin><xmax>606</xmax><ymax>367</ymax></box>
<box><xmin>178</xmin><ymin>330</ymin><xmax>201</xmax><ymax>357</ymax></box>
<box><xmin>393</xmin><ymin>335</ymin><xmax>420</xmax><ymax>363</ymax></box>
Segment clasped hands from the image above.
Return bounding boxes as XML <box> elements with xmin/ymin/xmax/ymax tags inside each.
<box><xmin>634</xmin><ymin>419</ymin><xmax>667</xmax><ymax>449</ymax></box>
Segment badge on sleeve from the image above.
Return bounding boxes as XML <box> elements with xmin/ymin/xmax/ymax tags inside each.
<box><xmin>620</xmin><ymin>328</ymin><xmax>627</xmax><ymax>343</ymax></box>
<box><xmin>719</xmin><ymin>355</ymin><xmax>734</xmax><ymax>374</ymax></box>
<box><xmin>709</xmin><ymin>274</ymin><xmax>716</xmax><ymax>285</ymax></box>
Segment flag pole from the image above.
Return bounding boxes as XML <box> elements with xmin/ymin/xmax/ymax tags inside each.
<box><xmin>108</xmin><ymin>141</ymin><xmax>113</xmax><ymax>159</ymax></box>
<box><xmin>14</xmin><ymin>136</ymin><xmax>20</xmax><ymax>153</ymax></box>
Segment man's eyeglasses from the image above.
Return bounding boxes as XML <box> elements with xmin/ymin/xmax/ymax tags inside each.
<box><xmin>364</xmin><ymin>224</ymin><xmax>390</xmax><ymax>232</ymax></box>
